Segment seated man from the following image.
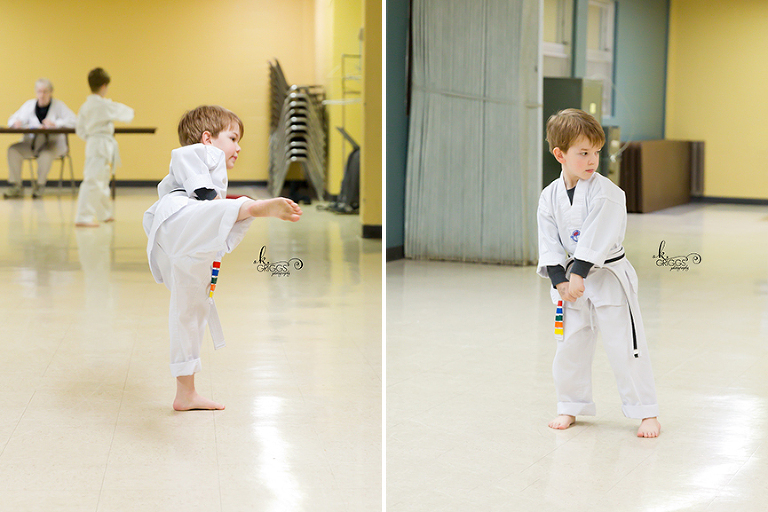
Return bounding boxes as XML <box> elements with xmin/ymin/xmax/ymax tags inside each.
<box><xmin>5</xmin><ymin>78</ymin><xmax>77</xmax><ymax>199</ymax></box>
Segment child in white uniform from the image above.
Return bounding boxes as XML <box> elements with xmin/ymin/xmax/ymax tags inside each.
<box><xmin>143</xmin><ymin>106</ymin><xmax>302</xmax><ymax>410</ymax></box>
<box><xmin>537</xmin><ymin>108</ymin><xmax>660</xmax><ymax>438</ymax></box>
<box><xmin>75</xmin><ymin>68</ymin><xmax>134</xmax><ymax>226</ymax></box>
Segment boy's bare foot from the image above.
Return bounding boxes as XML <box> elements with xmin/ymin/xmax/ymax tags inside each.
<box><xmin>75</xmin><ymin>222</ymin><xmax>99</xmax><ymax>228</ymax></box>
<box><xmin>548</xmin><ymin>415</ymin><xmax>575</xmax><ymax>430</ymax></box>
<box><xmin>637</xmin><ymin>417</ymin><xmax>661</xmax><ymax>438</ymax></box>
<box><xmin>241</xmin><ymin>197</ymin><xmax>302</xmax><ymax>222</ymax></box>
<box><xmin>174</xmin><ymin>374</ymin><xmax>224</xmax><ymax>411</ymax></box>
<box><xmin>173</xmin><ymin>392</ymin><xmax>225</xmax><ymax>411</ymax></box>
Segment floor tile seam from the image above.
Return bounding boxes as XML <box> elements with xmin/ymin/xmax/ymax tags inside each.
<box><xmin>385</xmin><ymin>359</ymin><xmax>507</xmax><ymax>389</ymax></box>
<box><xmin>722</xmin><ymin>455</ymin><xmax>754</xmax><ymax>489</ymax></box>
<box><xmin>383</xmin><ymin>391</ymin><xmax>485</xmax><ymax>429</ymax></box>
<box><xmin>97</xmin><ymin>327</ymin><xmax>139</xmax><ymax>510</ymax></box>
<box><xmin>0</xmin><ymin>390</ymin><xmax>36</xmax><ymax>461</ymax></box>
<box><xmin>519</xmin><ymin>420</ymin><xmax>600</xmax><ymax>471</ymax></box>
<box><xmin>94</xmin><ymin>419</ymin><xmax>120</xmax><ymax>512</ymax></box>
<box><xmin>596</xmin><ymin>450</ymin><xmax>655</xmax><ymax>497</ymax></box>
<box><xmin>39</xmin><ymin>318</ymin><xmax>75</xmax><ymax>381</ymax></box>
<box><xmin>354</xmin><ymin>339</ymin><xmax>382</xmax><ymax>378</ymax></box>
<box><xmin>212</xmin><ymin>409</ymin><xmax>224</xmax><ymax>512</ymax></box>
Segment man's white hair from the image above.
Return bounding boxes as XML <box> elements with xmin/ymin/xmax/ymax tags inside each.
<box><xmin>35</xmin><ymin>78</ymin><xmax>53</xmax><ymax>92</ymax></box>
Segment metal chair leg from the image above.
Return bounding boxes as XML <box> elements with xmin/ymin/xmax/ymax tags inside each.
<box><xmin>67</xmin><ymin>154</ymin><xmax>75</xmax><ymax>194</ymax></box>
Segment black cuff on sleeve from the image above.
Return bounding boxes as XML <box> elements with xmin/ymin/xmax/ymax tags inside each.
<box><xmin>571</xmin><ymin>259</ymin><xmax>594</xmax><ymax>279</ymax></box>
<box><xmin>547</xmin><ymin>265</ymin><xmax>568</xmax><ymax>288</ymax></box>
<box><xmin>194</xmin><ymin>187</ymin><xmax>217</xmax><ymax>201</ymax></box>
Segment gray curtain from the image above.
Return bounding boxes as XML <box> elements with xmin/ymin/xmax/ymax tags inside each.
<box><xmin>405</xmin><ymin>0</ymin><xmax>541</xmax><ymax>264</ymax></box>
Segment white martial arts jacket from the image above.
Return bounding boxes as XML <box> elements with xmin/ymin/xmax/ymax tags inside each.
<box><xmin>143</xmin><ymin>144</ymin><xmax>229</xmax><ymax>284</ymax></box>
<box><xmin>537</xmin><ymin>171</ymin><xmax>645</xmax><ymax>356</ymax></box>
<box><xmin>157</xmin><ymin>143</ymin><xmax>228</xmax><ymax>201</ymax></box>
<box><xmin>7</xmin><ymin>98</ymin><xmax>76</xmax><ymax>146</ymax></box>
<box><xmin>537</xmin><ymin>171</ymin><xmax>626</xmax><ymax>276</ymax></box>
<box><xmin>76</xmin><ymin>94</ymin><xmax>134</xmax><ymax>167</ymax></box>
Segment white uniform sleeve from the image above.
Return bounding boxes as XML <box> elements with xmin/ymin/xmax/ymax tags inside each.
<box><xmin>572</xmin><ymin>194</ymin><xmax>625</xmax><ymax>266</ymax></box>
<box><xmin>169</xmin><ymin>145</ymin><xmax>223</xmax><ymax>197</ymax></box>
<box><xmin>537</xmin><ymin>193</ymin><xmax>568</xmax><ymax>278</ymax></box>
<box><xmin>7</xmin><ymin>100</ymin><xmax>34</xmax><ymax>127</ymax></box>
<box><xmin>106</xmin><ymin>100</ymin><xmax>134</xmax><ymax>123</ymax></box>
<box><xmin>75</xmin><ymin>108</ymin><xmax>86</xmax><ymax>139</ymax></box>
<box><xmin>51</xmin><ymin>99</ymin><xmax>77</xmax><ymax>128</ymax></box>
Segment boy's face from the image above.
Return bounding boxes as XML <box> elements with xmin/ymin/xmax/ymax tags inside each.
<box><xmin>554</xmin><ymin>135</ymin><xmax>601</xmax><ymax>184</ymax></box>
<box><xmin>208</xmin><ymin>125</ymin><xmax>241</xmax><ymax>169</ymax></box>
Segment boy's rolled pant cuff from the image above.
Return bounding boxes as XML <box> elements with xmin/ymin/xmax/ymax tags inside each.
<box><xmin>170</xmin><ymin>358</ymin><xmax>202</xmax><ymax>377</ymax></box>
<box><xmin>557</xmin><ymin>401</ymin><xmax>596</xmax><ymax>417</ymax></box>
<box><xmin>622</xmin><ymin>404</ymin><xmax>659</xmax><ymax>419</ymax></box>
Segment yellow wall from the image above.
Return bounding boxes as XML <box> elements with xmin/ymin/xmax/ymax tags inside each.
<box><xmin>0</xmin><ymin>0</ymin><xmax>316</xmax><ymax>183</ymax></box>
<box><xmin>361</xmin><ymin>0</ymin><xmax>382</xmax><ymax>228</ymax></box>
<box><xmin>666</xmin><ymin>0</ymin><xmax>768</xmax><ymax>199</ymax></box>
<box><xmin>320</xmin><ymin>0</ymin><xmax>363</xmax><ymax>196</ymax></box>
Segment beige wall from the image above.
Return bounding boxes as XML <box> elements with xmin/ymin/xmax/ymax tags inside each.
<box><xmin>666</xmin><ymin>0</ymin><xmax>768</xmax><ymax>199</ymax></box>
<box><xmin>0</xmin><ymin>0</ymin><xmax>316</xmax><ymax>183</ymax></box>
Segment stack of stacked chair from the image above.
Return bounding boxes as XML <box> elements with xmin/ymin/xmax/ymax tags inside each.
<box><xmin>268</xmin><ymin>59</ymin><xmax>327</xmax><ymax>200</ymax></box>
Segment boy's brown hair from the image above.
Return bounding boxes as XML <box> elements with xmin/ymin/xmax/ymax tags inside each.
<box><xmin>545</xmin><ymin>108</ymin><xmax>605</xmax><ymax>154</ymax></box>
<box><xmin>177</xmin><ymin>106</ymin><xmax>244</xmax><ymax>146</ymax></box>
<box><xmin>88</xmin><ymin>68</ymin><xmax>110</xmax><ymax>93</ymax></box>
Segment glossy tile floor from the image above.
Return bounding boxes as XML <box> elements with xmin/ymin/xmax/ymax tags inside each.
<box><xmin>0</xmin><ymin>187</ymin><xmax>381</xmax><ymax>511</ymax></box>
<box><xmin>387</xmin><ymin>203</ymin><xmax>768</xmax><ymax>512</ymax></box>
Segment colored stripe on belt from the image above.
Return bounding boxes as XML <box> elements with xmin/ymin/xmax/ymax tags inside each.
<box><xmin>209</xmin><ymin>260</ymin><xmax>221</xmax><ymax>299</ymax></box>
<box><xmin>555</xmin><ymin>300</ymin><xmax>564</xmax><ymax>340</ymax></box>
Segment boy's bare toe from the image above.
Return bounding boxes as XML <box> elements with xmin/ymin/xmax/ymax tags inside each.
<box><xmin>548</xmin><ymin>415</ymin><xmax>575</xmax><ymax>430</ymax></box>
<box><xmin>637</xmin><ymin>417</ymin><xmax>660</xmax><ymax>438</ymax></box>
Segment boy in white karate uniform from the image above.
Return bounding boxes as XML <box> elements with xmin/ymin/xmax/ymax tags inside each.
<box><xmin>143</xmin><ymin>106</ymin><xmax>302</xmax><ymax>410</ymax></box>
<box><xmin>537</xmin><ymin>108</ymin><xmax>660</xmax><ymax>438</ymax></box>
<box><xmin>75</xmin><ymin>68</ymin><xmax>134</xmax><ymax>227</ymax></box>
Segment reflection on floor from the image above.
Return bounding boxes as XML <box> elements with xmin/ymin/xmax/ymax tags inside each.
<box><xmin>387</xmin><ymin>203</ymin><xmax>768</xmax><ymax>512</ymax></box>
<box><xmin>0</xmin><ymin>187</ymin><xmax>381</xmax><ymax>512</ymax></box>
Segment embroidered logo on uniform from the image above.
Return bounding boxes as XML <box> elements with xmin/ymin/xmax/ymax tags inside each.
<box><xmin>570</xmin><ymin>230</ymin><xmax>580</xmax><ymax>242</ymax></box>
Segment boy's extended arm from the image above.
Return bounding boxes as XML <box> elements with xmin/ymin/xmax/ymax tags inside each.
<box><xmin>107</xmin><ymin>100</ymin><xmax>134</xmax><ymax>123</ymax></box>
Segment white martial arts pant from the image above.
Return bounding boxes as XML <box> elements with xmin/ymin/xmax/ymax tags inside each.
<box><xmin>152</xmin><ymin>197</ymin><xmax>253</xmax><ymax>377</ymax></box>
<box><xmin>7</xmin><ymin>138</ymin><xmax>68</xmax><ymax>186</ymax></box>
<box><xmin>554</xmin><ymin>273</ymin><xmax>659</xmax><ymax>419</ymax></box>
<box><xmin>75</xmin><ymin>155</ymin><xmax>113</xmax><ymax>223</ymax></box>
<box><xmin>76</xmin><ymin>136</ymin><xmax>119</xmax><ymax>223</ymax></box>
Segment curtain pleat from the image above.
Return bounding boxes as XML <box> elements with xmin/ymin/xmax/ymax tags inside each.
<box><xmin>405</xmin><ymin>0</ymin><xmax>541</xmax><ymax>265</ymax></box>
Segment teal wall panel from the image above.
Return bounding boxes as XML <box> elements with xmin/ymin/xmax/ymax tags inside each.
<box><xmin>385</xmin><ymin>0</ymin><xmax>409</xmax><ymax>251</ymax></box>
<box><xmin>609</xmin><ymin>0</ymin><xmax>669</xmax><ymax>140</ymax></box>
